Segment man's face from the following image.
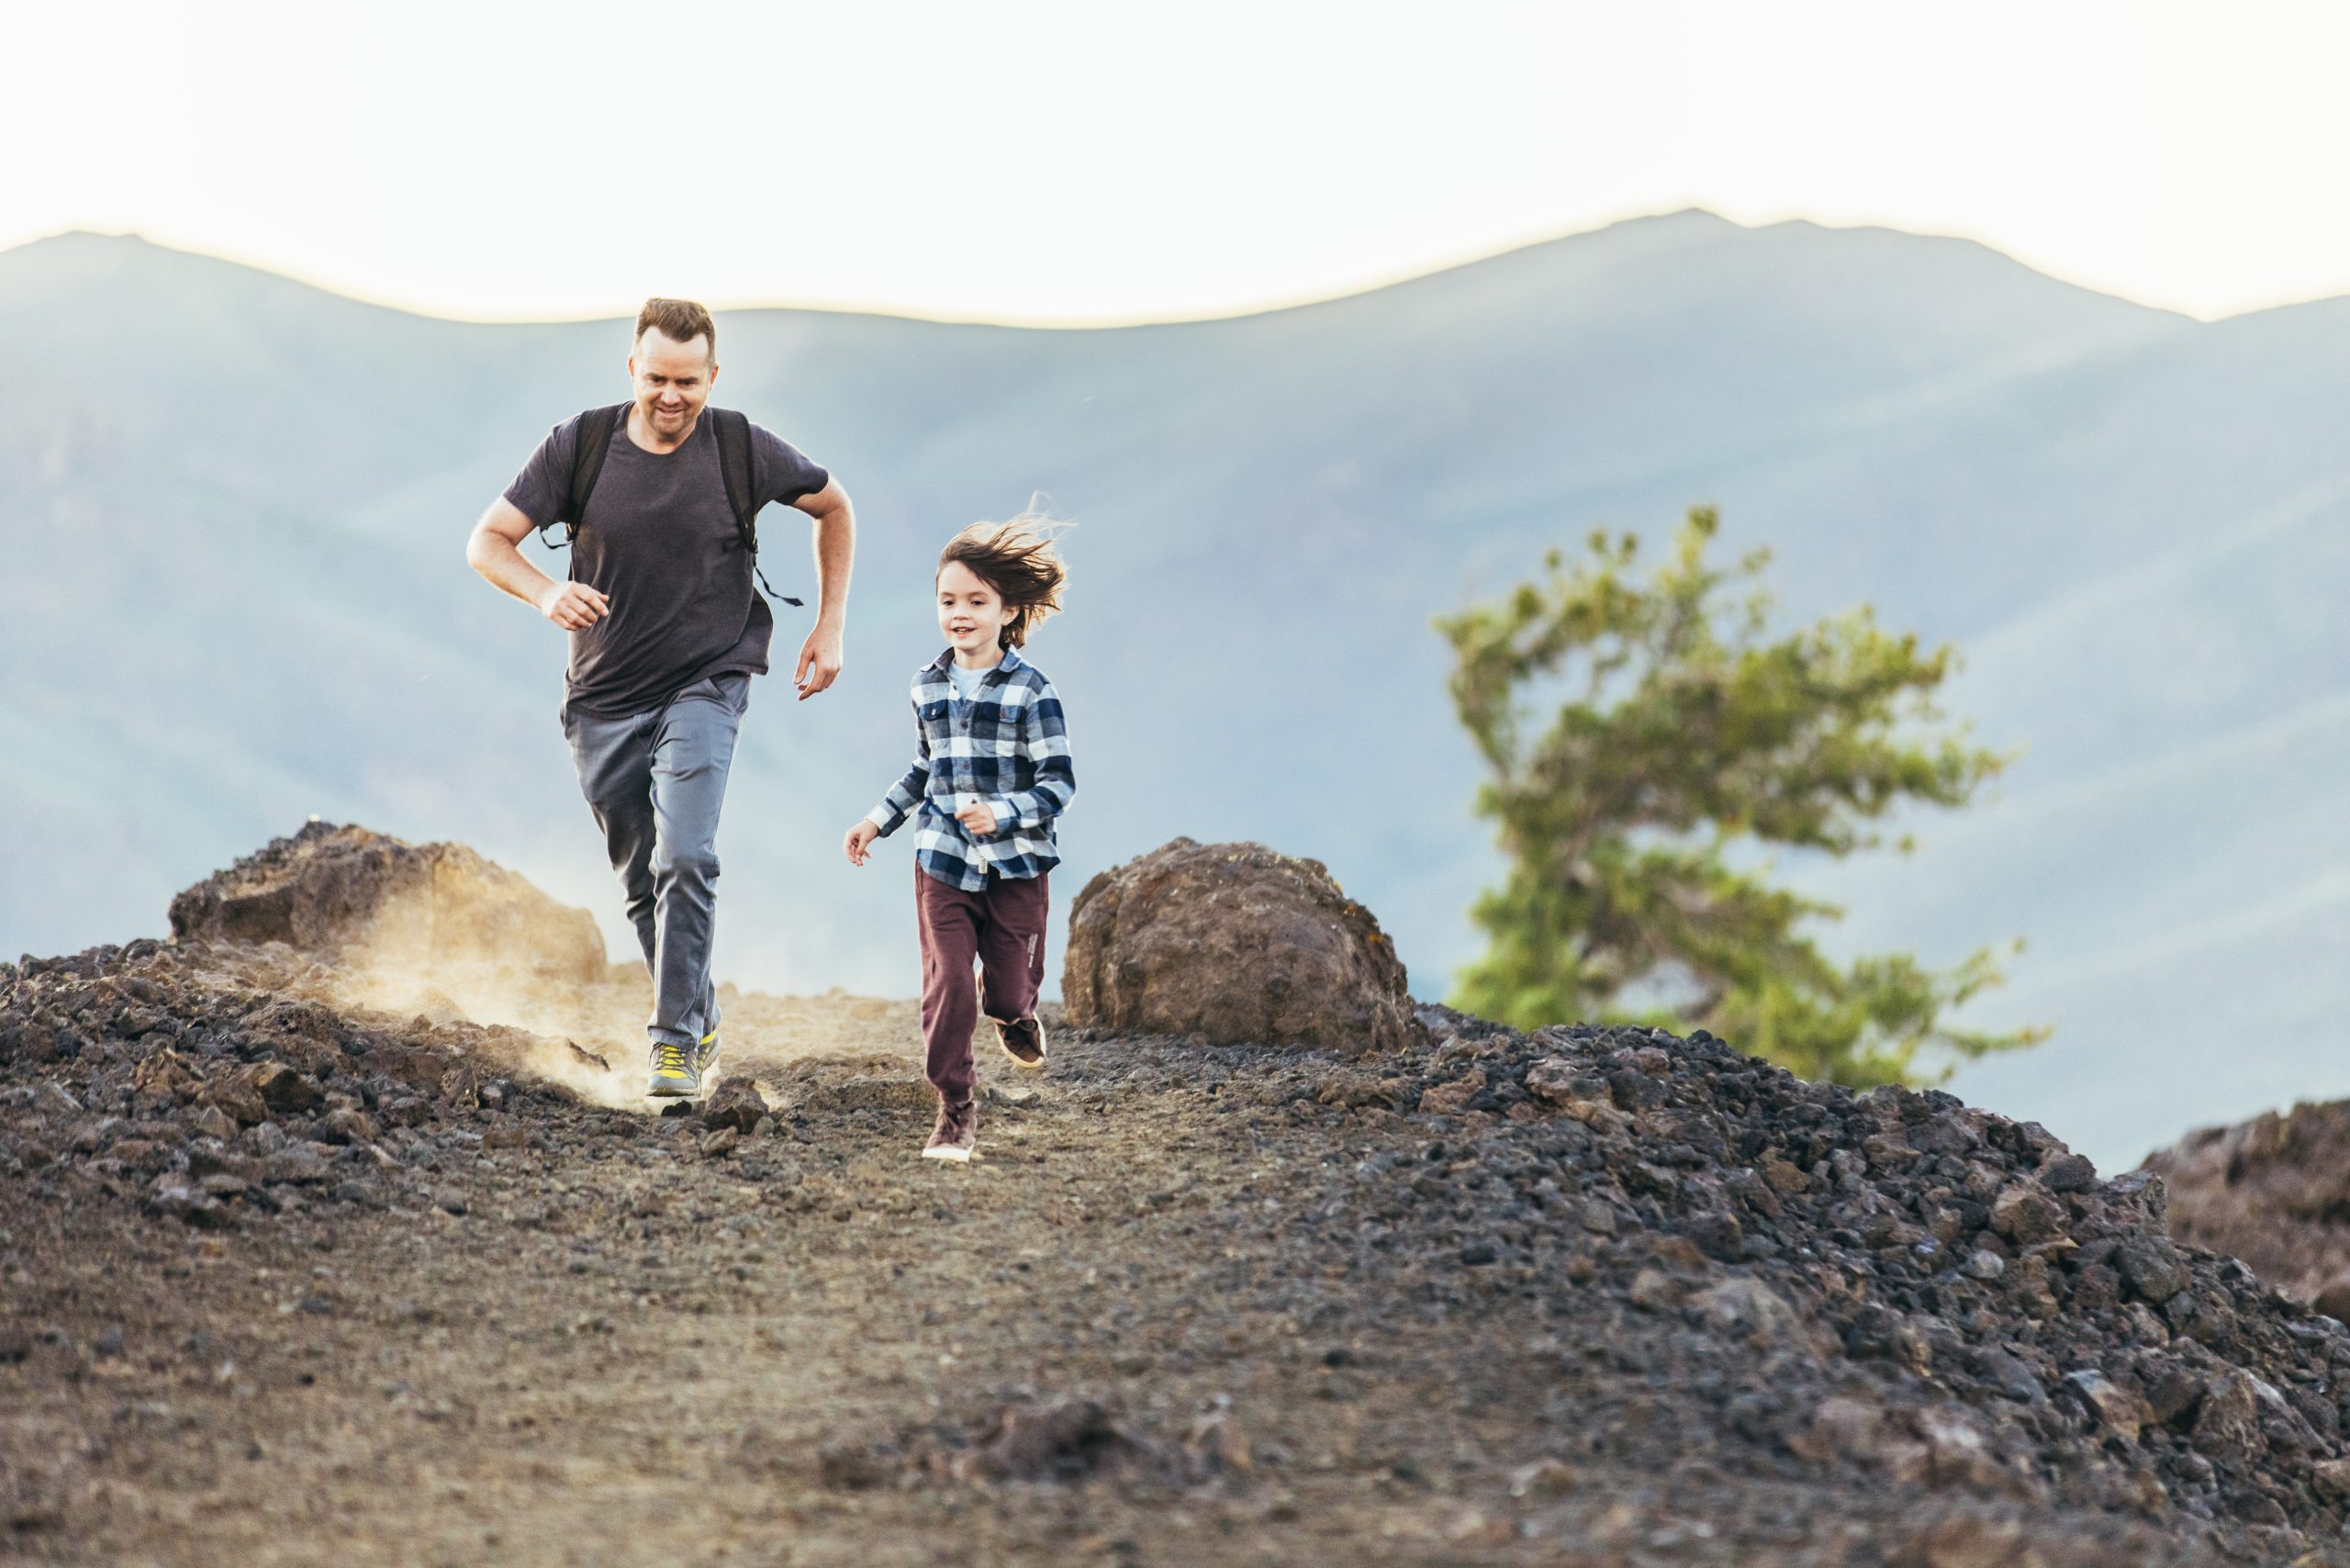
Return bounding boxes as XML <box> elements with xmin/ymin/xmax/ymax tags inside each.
<box><xmin>627</xmin><ymin>327</ymin><xmax>716</xmax><ymax>439</ymax></box>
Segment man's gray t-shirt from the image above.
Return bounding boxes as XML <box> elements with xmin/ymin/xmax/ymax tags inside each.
<box><xmin>504</xmin><ymin>409</ymin><xmax>829</xmax><ymax>720</ymax></box>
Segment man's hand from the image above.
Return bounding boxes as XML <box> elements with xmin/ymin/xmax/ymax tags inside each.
<box><xmin>956</xmin><ymin>801</ymin><xmax>999</xmax><ymax>837</ymax></box>
<box><xmin>796</xmin><ymin>622</ymin><xmax>844</xmax><ymax>700</ymax></box>
<box><xmin>791</xmin><ymin>478</ymin><xmax>854</xmax><ymax>700</ymax></box>
<box><xmin>843</xmin><ymin>820</ymin><xmax>879</xmax><ymax>866</ymax></box>
<box><xmin>538</xmin><ymin>581</ymin><xmax>610</xmax><ymax>630</ymax></box>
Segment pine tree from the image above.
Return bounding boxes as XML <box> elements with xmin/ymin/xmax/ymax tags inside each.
<box><xmin>1437</xmin><ymin>506</ymin><xmax>2043</xmax><ymax>1085</ymax></box>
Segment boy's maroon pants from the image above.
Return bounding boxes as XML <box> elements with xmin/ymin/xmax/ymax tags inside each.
<box><xmin>916</xmin><ymin>864</ymin><xmax>1050</xmax><ymax>1104</ymax></box>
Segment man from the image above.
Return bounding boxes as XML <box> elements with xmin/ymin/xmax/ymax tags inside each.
<box><xmin>466</xmin><ymin>297</ymin><xmax>854</xmax><ymax>1096</ymax></box>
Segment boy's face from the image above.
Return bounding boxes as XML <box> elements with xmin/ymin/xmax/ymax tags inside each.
<box><xmin>937</xmin><ymin>560</ymin><xmax>1013</xmax><ymax>662</ymax></box>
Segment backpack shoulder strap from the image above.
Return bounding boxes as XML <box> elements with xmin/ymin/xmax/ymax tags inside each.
<box><xmin>712</xmin><ymin>409</ymin><xmax>803</xmax><ymax>607</ymax></box>
<box><xmin>554</xmin><ymin>404</ymin><xmax>628</xmax><ymax>544</ymax></box>
<box><xmin>713</xmin><ymin>409</ymin><xmax>756</xmax><ymax>532</ymax></box>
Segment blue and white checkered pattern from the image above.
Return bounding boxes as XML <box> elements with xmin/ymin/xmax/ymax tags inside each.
<box><xmin>865</xmin><ymin>644</ymin><xmax>1076</xmax><ymax>891</ymax></box>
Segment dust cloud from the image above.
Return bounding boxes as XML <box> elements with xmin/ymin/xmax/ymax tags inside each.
<box><xmin>330</xmin><ymin>902</ymin><xmax>926</xmax><ymax>1113</ymax></box>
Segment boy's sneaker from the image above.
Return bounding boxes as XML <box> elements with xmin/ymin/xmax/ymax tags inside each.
<box><xmin>994</xmin><ymin>1015</ymin><xmax>1046</xmax><ymax>1070</ymax></box>
<box><xmin>646</xmin><ymin>1040</ymin><xmax>701</xmax><ymax>1098</ymax></box>
<box><xmin>694</xmin><ymin>1030</ymin><xmax>721</xmax><ymax>1078</ymax></box>
<box><xmin>922</xmin><ymin>1097</ymin><xmax>978</xmax><ymax>1162</ymax></box>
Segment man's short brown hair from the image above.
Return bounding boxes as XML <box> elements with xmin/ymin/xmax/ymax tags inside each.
<box><xmin>636</xmin><ymin>297</ymin><xmax>715</xmax><ymax>361</ymax></box>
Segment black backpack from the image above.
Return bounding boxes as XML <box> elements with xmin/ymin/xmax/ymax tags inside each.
<box><xmin>536</xmin><ymin>403</ymin><xmax>802</xmax><ymax>607</ymax></box>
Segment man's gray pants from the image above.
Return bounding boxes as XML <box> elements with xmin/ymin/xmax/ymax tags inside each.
<box><xmin>561</xmin><ymin>672</ymin><xmax>749</xmax><ymax>1051</ymax></box>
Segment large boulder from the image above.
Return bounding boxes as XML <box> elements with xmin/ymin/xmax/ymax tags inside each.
<box><xmin>2143</xmin><ymin>1101</ymin><xmax>2350</xmax><ymax>1313</ymax></box>
<box><xmin>1061</xmin><ymin>838</ymin><xmax>1418</xmax><ymax>1054</ymax></box>
<box><xmin>168</xmin><ymin>821</ymin><xmax>605</xmax><ymax>985</ymax></box>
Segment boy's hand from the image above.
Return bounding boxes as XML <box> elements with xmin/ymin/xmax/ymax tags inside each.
<box><xmin>843</xmin><ymin>821</ymin><xmax>879</xmax><ymax>866</ymax></box>
<box><xmin>956</xmin><ymin>801</ymin><xmax>998</xmax><ymax>837</ymax></box>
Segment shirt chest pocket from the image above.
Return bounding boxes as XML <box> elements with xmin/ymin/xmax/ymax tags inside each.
<box><xmin>918</xmin><ymin>700</ymin><xmax>962</xmax><ymax>786</ymax></box>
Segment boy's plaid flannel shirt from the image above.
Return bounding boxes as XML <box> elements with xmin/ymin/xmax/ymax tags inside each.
<box><xmin>864</xmin><ymin>644</ymin><xmax>1075</xmax><ymax>890</ymax></box>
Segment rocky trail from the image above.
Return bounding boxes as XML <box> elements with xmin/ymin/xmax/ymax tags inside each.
<box><xmin>7</xmin><ymin>830</ymin><xmax>2350</xmax><ymax>1566</ymax></box>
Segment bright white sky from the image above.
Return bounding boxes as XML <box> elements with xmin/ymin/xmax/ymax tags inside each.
<box><xmin>9</xmin><ymin>0</ymin><xmax>2348</xmax><ymax>324</ymax></box>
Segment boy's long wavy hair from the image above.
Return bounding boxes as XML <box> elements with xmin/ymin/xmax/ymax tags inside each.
<box><xmin>938</xmin><ymin>513</ymin><xmax>1069</xmax><ymax>649</ymax></box>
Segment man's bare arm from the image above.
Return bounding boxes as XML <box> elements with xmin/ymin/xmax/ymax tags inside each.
<box><xmin>464</xmin><ymin>497</ymin><xmax>608</xmax><ymax>630</ymax></box>
<box><xmin>789</xmin><ymin>477</ymin><xmax>856</xmax><ymax>700</ymax></box>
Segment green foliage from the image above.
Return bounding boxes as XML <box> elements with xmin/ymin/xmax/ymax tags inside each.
<box><xmin>1437</xmin><ymin>506</ymin><xmax>2043</xmax><ymax>1086</ymax></box>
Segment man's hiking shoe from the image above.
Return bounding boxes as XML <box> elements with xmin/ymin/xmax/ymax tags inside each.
<box><xmin>922</xmin><ymin>1097</ymin><xmax>978</xmax><ymax>1162</ymax></box>
<box><xmin>994</xmin><ymin>1015</ymin><xmax>1046</xmax><ymax>1070</ymax></box>
<box><xmin>646</xmin><ymin>1040</ymin><xmax>701</xmax><ymax>1098</ymax></box>
<box><xmin>694</xmin><ymin>1030</ymin><xmax>721</xmax><ymax>1077</ymax></box>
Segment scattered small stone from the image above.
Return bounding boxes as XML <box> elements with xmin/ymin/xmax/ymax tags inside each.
<box><xmin>1788</xmin><ymin>1396</ymin><xmax>1884</xmax><ymax>1462</ymax></box>
<box><xmin>1418</xmin><ymin>1071</ymin><xmax>1485</xmax><ymax>1117</ymax></box>
<box><xmin>1183</xmin><ymin>1398</ymin><xmax>1250</xmax><ymax>1473</ymax></box>
<box><xmin>320</xmin><ymin>1106</ymin><xmax>377</xmax><ymax>1145</ymax></box>
<box><xmin>1989</xmin><ymin>1182</ymin><xmax>2065</xmax><ymax>1245</ymax></box>
<box><xmin>2191</xmin><ymin>1372</ymin><xmax>2266</xmax><ymax>1462</ymax></box>
<box><xmin>702</xmin><ymin>1076</ymin><xmax>767</xmax><ymax>1135</ymax></box>
<box><xmin>946</xmin><ymin>1398</ymin><xmax>1159</xmax><ymax>1485</ymax></box>
<box><xmin>1691</xmin><ymin>1277</ymin><xmax>1793</xmax><ymax>1339</ymax></box>
<box><xmin>2039</xmin><ymin>1151</ymin><xmax>2097</xmax><ymax>1193</ymax></box>
<box><xmin>185</xmin><ymin>1104</ymin><xmax>237</xmax><ymax>1143</ymax></box>
<box><xmin>241</xmin><ymin>1061</ymin><xmax>324</xmax><ymax>1115</ymax></box>
<box><xmin>1628</xmin><ymin>1268</ymin><xmax>1679</xmax><ymax>1311</ymax></box>
<box><xmin>2115</xmin><ymin>1240</ymin><xmax>2188</xmax><ymax>1305</ymax></box>
<box><xmin>1508</xmin><ymin>1457</ymin><xmax>1578</xmax><ymax>1499</ymax></box>
<box><xmin>2065</xmin><ymin>1370</ymin><xmax>2154</xmax><ymax>1443</ymax></box>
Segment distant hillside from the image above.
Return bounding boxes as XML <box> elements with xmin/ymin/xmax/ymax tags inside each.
<box><xmin>5</xmin><ymin>210</ymin><xmax>2346</xmax><ymax>1170</ymax></box>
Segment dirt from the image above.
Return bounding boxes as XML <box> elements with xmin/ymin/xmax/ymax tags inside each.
<box><xmin>6</xmin><ymin>931</ymin><xmax>2350</xmax><ymax>1566</ymax></box>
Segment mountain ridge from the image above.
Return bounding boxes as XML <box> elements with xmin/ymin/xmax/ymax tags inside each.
<box><xmin>6</xmin><ymin>210</ymin><xmax>2345</xmax><ymax>1175</ymax></box>
<box><xmin>3</xmin><ymin>205</ymin><xmax>2232</xmax><ymax>332</ymax></box>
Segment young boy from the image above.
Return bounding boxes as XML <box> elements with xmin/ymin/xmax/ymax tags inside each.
<box><xmin>844</xmin><ymin>520</ymin><xmax>1074</xmax><ymax>1161</ymax></box>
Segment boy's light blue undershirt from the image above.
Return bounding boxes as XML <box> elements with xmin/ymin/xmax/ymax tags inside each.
<box><xmin>947</xmin><ymin>656</ymin><xmax>999</xmax><ymax>701</ymax></box>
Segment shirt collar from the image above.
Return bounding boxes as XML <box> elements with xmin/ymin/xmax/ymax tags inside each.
<box><xmin>927</xmin><ymin>644</ymin><xmax>1024</xmax><ymax>683</ymax></box>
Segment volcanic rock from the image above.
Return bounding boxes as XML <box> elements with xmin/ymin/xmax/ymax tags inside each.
<box><xmin>2191</xmin><ymin>1372</ymin><xmax>2266</xmax><ymax>1462</ymax></box>
<box><xmin>702</xmin><ymin>1075</ymin><xmax>767</xmax><ymax>1135</ymax></box>
<box><xmin>1418</xmin><ymin>1070</ymin><xmax>1485</xmax><ymax>1116</ymax></box>
<box><xmin>239</xmin><ymin>1061</ymin><xmax>323</xmax><ymax>1115</ymax></box>
<box><xmin>1060</xmin><ymin>837</ymin><xmax>1418</xmax><ymax>1053</ymax></box>
<box><xmin>950</xmin><ymin>1397</ymin><xmax>1147</xmax><ymax>1484</ymax></box>
<box><xmin>167</xmin><ymin>820</ymin><xmax>604</xmax><ymax>984</ymax></box>
<box><xmin>1691</xmin><ymin>1276</ymin><xmax>1795</xmax><ymax>1339</ymax></box>
<box><xmin>1989</xmin><ymin>1182</ymin><xmax>2064</xmax><ymax>1245</ymax></box>
<box><xmin>2146</xmin><ymin>1098</ymin><xmax>2350</xmax><ymax>1316</ymax></box>
<box><xmin>2116</xmin><ymin>1239</ymin><xmax>2188</xmax><ymax>1305</ymax></box>
<box><xmin>200</xmin><ymin>1076</ymin><xmax>271</xmax><ymax>1127</ymax></box>
<box><xmin>2064</xmin><ymin>1370</ymin><xmax>2154</xmax><ymax>1442</ymax></box>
